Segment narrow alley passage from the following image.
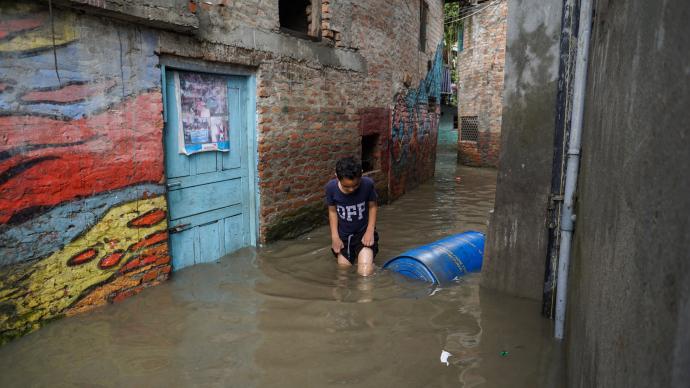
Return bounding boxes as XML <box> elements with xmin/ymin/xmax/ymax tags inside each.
<box><xmin>0</xmin><ymin>152</ymin><xmax>562</xmax><ymax>387</ymax></box>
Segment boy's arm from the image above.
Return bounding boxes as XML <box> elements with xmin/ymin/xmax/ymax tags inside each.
<box><xmin>328</xmin><ymin>205</ymin><xmax>344</xmax><ymax>253</ymax></box>
<box><xmin>362</xmin><ymin>201</ymin><xmax>378</xmax><ymax>246</ymax></box>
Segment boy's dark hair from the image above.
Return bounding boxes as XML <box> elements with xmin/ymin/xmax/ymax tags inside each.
<box><xmin>335</xmin><ymin>157</ymin><xmax>362</xmax><ymax>180</ymax></box>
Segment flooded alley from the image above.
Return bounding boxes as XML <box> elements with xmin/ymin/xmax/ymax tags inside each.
<box><xmin>1</xmin><ymin>1</ymin><xmax>687</xmax><ymax>386</ymax></box>
<box><xmin>0</xmin><ymin>153</ymin><xmax>562</xmax><ymax>387</ymax></box>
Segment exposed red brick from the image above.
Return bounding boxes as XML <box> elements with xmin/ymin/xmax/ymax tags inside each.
<box><xmin>142</xmin><ymin>270</ymin><xmax>159</xmax><ymax>283</ymax></box>
<box><xmin>111</xmin><ymin>287</ymin><xmax>143</xmax><ymax>303</ymax></box>
<box><xmin>154</xmin><ymin>255</ymin><xmax>170</xmax><ymax>266</ymax></box>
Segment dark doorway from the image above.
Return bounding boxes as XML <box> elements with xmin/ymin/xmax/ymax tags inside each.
<box><xmin>361</xmin><ymin>134</ymin><xmax>380</xmax><ymax>172</ymax></box>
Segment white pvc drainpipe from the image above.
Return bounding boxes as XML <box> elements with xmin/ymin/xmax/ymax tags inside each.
<box><xmin>554</xmin><ymin>0</ymin><xmax>594</xmax><ymax>340</ymax></box>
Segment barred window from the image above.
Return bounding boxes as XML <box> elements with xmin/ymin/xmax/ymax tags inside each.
<box><xmin>460</xmin><ymin>116</ymin><xmax>479</xmax><ymax>142</ymax></box>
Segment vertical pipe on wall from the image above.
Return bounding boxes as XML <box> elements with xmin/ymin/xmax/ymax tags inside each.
<box><xmin>554</xmin><ymin>0</ymin><xmax>593</xmax><ymax>340</ymax></box>
<box><xmin>543</xmin><ymin>0</ymin><xmax>580</xmax><ymax>319</ymax></box>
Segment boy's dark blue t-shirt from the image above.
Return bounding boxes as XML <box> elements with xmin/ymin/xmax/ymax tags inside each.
<box><xmin>325</xmin><ymin>176</ymin><xmax>377</xmax><ymax>236</ymax></box>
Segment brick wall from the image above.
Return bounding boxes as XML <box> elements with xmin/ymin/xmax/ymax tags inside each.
<box><xmin>178</xmin><ymin>0</ymin><xmax>444</xmax><ymax>237</ymax></box>
<box><xmin>0</xmin><ymin>0</ymin><xmax>444</xmax><ymax>343</ymax></box>
<box><xmin>456</xmin><ymin>0</ymin><xmax>507</xmax><ymax>167</ymax></box>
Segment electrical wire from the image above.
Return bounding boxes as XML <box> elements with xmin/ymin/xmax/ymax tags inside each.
<box><xmin>443</xmin><ymin>0</ymin><xmax>503</xmax><ymax>25</ymax></box>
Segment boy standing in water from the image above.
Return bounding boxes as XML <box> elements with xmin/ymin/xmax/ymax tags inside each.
<box><xmin>325</xmin><ymin>157</ymin><xmax>379</xmax><ymax>276</ymax></box>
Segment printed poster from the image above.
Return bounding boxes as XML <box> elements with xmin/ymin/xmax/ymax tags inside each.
<box><xmin>177</xmin><ymin>72</ymin><xmax>230</xmax><ymax>155</ymax></box>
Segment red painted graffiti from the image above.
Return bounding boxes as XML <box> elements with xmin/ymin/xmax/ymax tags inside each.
<box><xmin>0</xmin><ymin>16</ymin><xmax>45</xmax><ymax>39</ymax></box>
<box><xmin>20</xmin><ymin>80</ymin><xmax>117</xmax><ymax>104</ymax></box>
<box><xmin>127</xmin><ymin>209</ymin><xmax>167</xmax><ymax>228</ymax></box>
<box><xmin>67</xmin><ymin>248</ymin><xmax>98</xmax><ymax>266</ymax></box>
<box><xmin>0</xmin><ymin>92</ymin><xmax>164</xmax><ymax>224</ymax></box>
<box><xmin>98</xmin><ymin>251</ymin><xmax>125</xmax><ymax>269</ymax></box>
<box><xmin>129</xmin><ymin>230</ymin><xmax>169</xmax><ymax>252</ymax></box>
<box><xmin>119</xmin><ymin>244</ymin><xmax>169</xmax><ymax>273</ymax></box>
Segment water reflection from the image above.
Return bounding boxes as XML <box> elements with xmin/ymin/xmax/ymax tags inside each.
<box><xmin>0</xmin><ymin>152</ymin><xmax>563</xmax><ymax>387</ymax></box>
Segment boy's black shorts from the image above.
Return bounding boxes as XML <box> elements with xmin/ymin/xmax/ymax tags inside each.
<box><xmin>331</xmin><ymin>229</ymin><xmax>379</xmax><ymax>264</ymax></box>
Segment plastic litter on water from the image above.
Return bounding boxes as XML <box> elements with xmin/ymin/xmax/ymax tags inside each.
<box><xmin>429</xmin><ymin>287</ymin><xmax>442</xmax><ymax>296</ymax></box>
<box><xmin>440</xmin><ymin>350</ymin><xmax>452</xmax><ymax>366</ymax></box>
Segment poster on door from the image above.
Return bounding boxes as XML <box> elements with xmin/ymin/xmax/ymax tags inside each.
<box><xmin>177</xmin><ymin>72</ymin><xmax>230</xmax><ymax>155</ymax></box>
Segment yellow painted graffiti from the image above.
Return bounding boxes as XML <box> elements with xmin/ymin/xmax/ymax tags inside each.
<box><xmin>0</xmin><ymin>196</ymin><xmax>167</xmax><ymax>338</ymax></box>
<box><xmin>0</xmin><ymin>4</ymin><xmax>77</xmax><ymax>53</ymax></box>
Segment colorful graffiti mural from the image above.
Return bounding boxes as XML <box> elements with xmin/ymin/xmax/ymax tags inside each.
<box><xmin>389</xmin><ymin>43</ymin><xmax>443</xmax><ymax>199</ymax></box>
<box><xmin>0</xmin><ymin>3</ymin><xmax>168</xmax><ymax>344</ymax></box>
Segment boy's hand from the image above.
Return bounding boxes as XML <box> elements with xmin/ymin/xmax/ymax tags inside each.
<box><xmin>332</xmin><ymin>237</ymin><xmax>344</xmax><ymax>254</ymax></box>
<box><xmin>362</xmin><ymin>230</ymin><xmax>375</xmax><ymax>247</ymax></box>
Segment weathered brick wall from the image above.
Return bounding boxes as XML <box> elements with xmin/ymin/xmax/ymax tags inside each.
<box><xmin>177</xmin><ymin>0</ymin><xmax>444</xmax><ymax>235</ymax></box>
<box><xmin>457</xmin><ymin>0</ymin><xmax>507</xmax><ymax>167</ymax></box>
<box><xmin>347</xmin><ymin>0</ymin><xmax>444</xmax><ymax>200</ymax></box>
<box><xmin>194</xmin><ymin>0</ymin><xmax>278</xmax><ymax>33</ymax></box>
<box><xmin>255</xmin><ymin>62</ymin><xmax>365</xmax><ymax>240</ymax></box>
<box><xmin>0</xmin><ymin>0</ymin><xmax>444</xmax><ymax>343</ymax></box>
<box><xmin>0</xmin><ymin>2</ymin><xmax>170</xmax><ymax>344</ymax></box>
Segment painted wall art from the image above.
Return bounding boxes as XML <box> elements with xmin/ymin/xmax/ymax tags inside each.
<box><xmin>0</xmin><ymin>3</ymin><xmax>170</xmax><ymax>344</ymax></box>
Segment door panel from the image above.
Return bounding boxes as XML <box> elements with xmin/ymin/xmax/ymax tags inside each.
<box><xmin>224</xmin><ymin>214</ymin><xmax>245</xmax><ymax>254</ymax></box>
<box><xmin>167</xmin><ymin>178</ymin><xmax>243</xmax><ymax>220</ymax></box>
<box><xmin>164</xmin><ymin>70</ymin><xmax>253</xmax><ymax>270</ymax></box>
<box><xmin>194</xmin><ymin>152</ymin><xmax>218</xmax><ymax>175</ymax></box>
<box><xmin>223</xmin><ymin>84</ymin><xmax>243</xmax><ymax>171</ymax></box>
<box><xmin>197</xmin><ymin>221</ymin><xmax>221</xmax><ymax>263</ymax></box>
<box><xmin>171</xmin><ymin>226</ymin><xmax>196</xmax><ymax>270</ymax></box>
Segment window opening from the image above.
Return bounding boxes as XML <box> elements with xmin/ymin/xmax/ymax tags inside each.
<box><xmin>361</xmin><ymin>134</ymin><xmax>380</xmax><ymax>172</ymax></box>
<box><xmin>460</xmin><ymin>116</ymin><xmax>479</xmax><ymax>142</ymax></box>
<box><xmin>279</xmin><ymin>0</ymin><xmax>320</xmax><ymax>40</ymax></box>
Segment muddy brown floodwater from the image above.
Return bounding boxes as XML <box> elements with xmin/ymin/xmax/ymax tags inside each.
<box><xmin>0</xmin><ymin>152</ymin><xmax>563</xmax><ymax>387</ymax></box>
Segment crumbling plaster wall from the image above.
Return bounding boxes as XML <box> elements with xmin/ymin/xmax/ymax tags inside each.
<box><xmin>481</xmin><ymin>0</ymin><xmax>563</xmax><ymax>300</ymax></box>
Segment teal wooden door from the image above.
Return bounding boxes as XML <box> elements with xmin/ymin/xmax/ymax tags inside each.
<box><xmin>164</xmin><ymin>70</ymin><xmax>254</xmax><ymax>270</ymax></box>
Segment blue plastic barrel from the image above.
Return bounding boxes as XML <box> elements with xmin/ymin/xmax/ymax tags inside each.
<box><xmin>382</xmin><ymin>231</ymin><xmax>485</xmax><ymax>285</ymax></box>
